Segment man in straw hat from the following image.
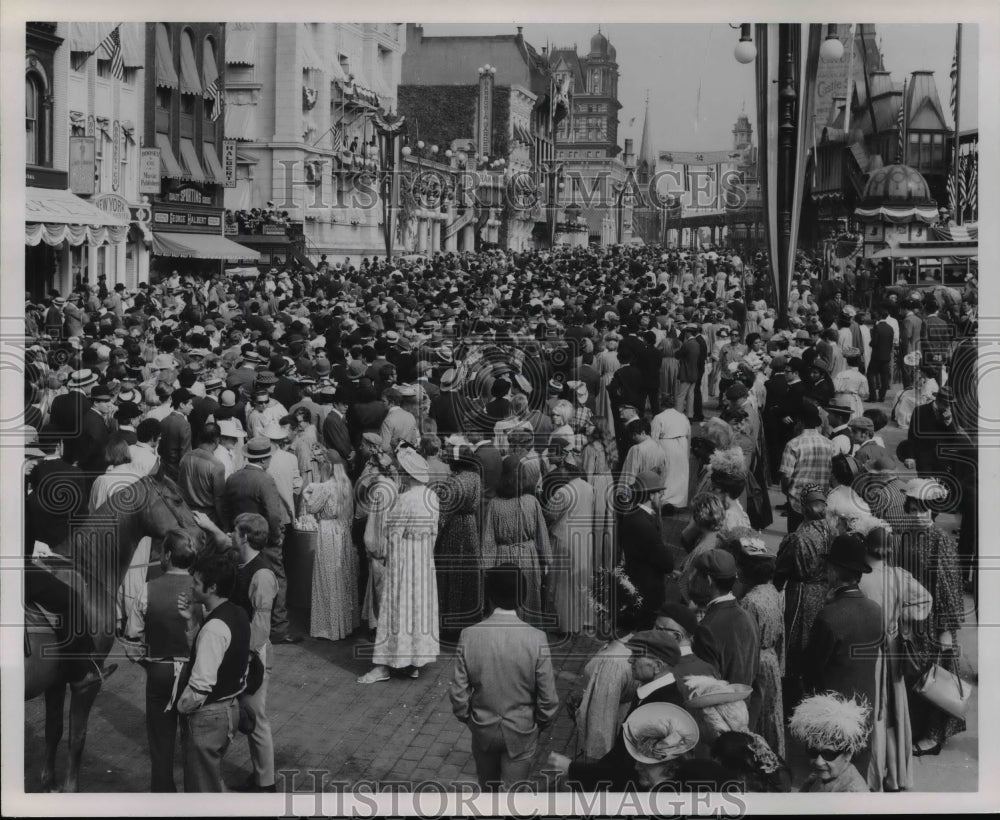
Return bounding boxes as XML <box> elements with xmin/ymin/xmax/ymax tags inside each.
<box><xmin>789</xmin><ymin>691</ymin><xmax>872</xmax><ymax>792</ymax></box>
<box><xmin>358</xmin><ymin>443</ymin><xmax>440</xmax><ymax>684</ymax></box>
<box><xmin>804</xmin><ymin>533</ymin><xmax>882</xmax><ymax>780</ymax></box>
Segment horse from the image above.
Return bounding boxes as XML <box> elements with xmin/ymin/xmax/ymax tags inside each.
<box><xmin>24</xmin><ymin>473</ymin><xmax>201</xmax><ymax>792</ymax></box>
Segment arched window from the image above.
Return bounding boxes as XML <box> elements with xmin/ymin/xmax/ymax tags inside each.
<box><xmin>26</xmin><ymin>71</ymin><xmax>45</xmax><ymax>166</ymax></box>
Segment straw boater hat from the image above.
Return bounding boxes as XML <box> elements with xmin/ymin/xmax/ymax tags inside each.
<box><xmin>68</xmin><ymin>369</ymin><xmax>99</xmax><ymax>390</ymax></box>
<box><xmin>788</xmin><ymin>691</ymin><xmax>871</xmax><ymax>757</ymax></box>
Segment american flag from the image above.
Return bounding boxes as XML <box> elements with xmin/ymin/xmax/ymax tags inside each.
<box><xmin>99</xmin><ymin>25</ymin><xmax>124</xmax><ymax>83</ymax></box>
<box><xmin>966</xmin><ymin>151</ymin><xmax>978</xmax><ymax>219</ymax></box>
<box><xmin>206</xmin><ymin>78</ymin><xmax>222</xmax><ymax>121</ymax></box>
<box><xmin>949</xmin><ymin>26</ymin><xmax>960</xmax><ymax>125</ymax></box>
<box><xmin>895</xmin><ymin>97</ymin><xmax>905</xmax><ymax>160</ymax></box>
<box><xmin>947</xmin><ymin>170</ymin><xmax>958</xmax><ymax>216</ymax></box>
<box><xmin>959</xmin><ymin>154</ymin><xmax>968</xmax><ymax>218</ymax></box>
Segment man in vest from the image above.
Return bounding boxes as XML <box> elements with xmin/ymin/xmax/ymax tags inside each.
<box><xmin>192</xmin><ymin>510</ymin><xmax>279</xmax><ymax>792</ymax></box>
<box><xmin>175</xmin><ymin>549</ymin><xmax>251</xmax><ymax>792</ymax></box>
<box><xmin>123</xmin><ymin>531</ymin><xmax>199</xmax><ymax>792</ymax></box>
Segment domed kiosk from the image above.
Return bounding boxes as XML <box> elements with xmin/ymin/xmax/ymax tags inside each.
<box><xmin>854</xmin><ymin>164</ymin><xmax>939</xmax><ymax>224</ymax></box>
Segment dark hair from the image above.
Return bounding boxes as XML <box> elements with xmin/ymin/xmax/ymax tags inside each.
<box><xmin>831</xmin><ymin>454</ymin><xmax>860</xmax><ymax>486</ymax></box>
<box><xmin>863</xmin><ymin>408</ymin><xmax>888</xmax><ymax>431</ymax></box>
<box><xmin>711</xmin><ymin>575</ymin><xmax>737</xmax><ymax>595</ymax></box>
<box><xmin>737</xmin><ymin>552</ymin><xmax>776</xmax><ymax>586</ymax></box>
<box><xmin>197</xmin><ymin>422</ymin><xmax>221</xmax><ymax>447</ymax></box>
<box><xmin>190</xmin><ymin>546</ymin><xmax>238</xmax><ymax>599</ymax></box>
<box><xmin>154</xmin><ymin>382</ymin><xmax>173</xmax><ymax>402</ymax></box>
<box><xmin>163</xmin><ymin>529</ymin><xmax>198</xmax><ymax>569</ymax></box>
<box><xmin>234</xmin><ymin>512</ymin><xmax>269</xmax><ymax>550</ymax></box>
<box><xmin>711</xmin><ymin>472</ymin><xmax>746</xmax><ymax>500</ymax></box>
<box><xmin>104</xmin><ymin>435</ymin><xmax>132</xmax><ymax>467</ymax></box>
<box><xmin>485</xmin><ymin>563</ymin><xmax>525</xmax><ymax>610</ymax></box>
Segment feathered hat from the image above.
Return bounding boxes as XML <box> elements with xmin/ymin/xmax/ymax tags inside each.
<box><xmin>709</xmin><ymin>446</ymin><xmax>747</xmax><ymax>480</ymax></box>
<box><xmin>788</xmin><ymin>691</ymin><xmax>871</xmax><ymax>756</ymax></box>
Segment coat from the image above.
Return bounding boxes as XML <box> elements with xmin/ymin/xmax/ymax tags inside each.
<box><xmin>322</xmin><ymin>409</ymin><xmax>353</xmax><ymax>462</ymax></box>
<box><xmin>472</xmin><ymin>443</ymin><xmax>504</xmax><ymax>499</ymax></box>
<box><xmin>76</xmin><ymin>408</ymin><xmax>110</xmax><ymax>475</ymax></box>
<box><xmin>449</xmin><ymin>610</ymin><xmax>559</xmax><ymax>758</ymax></box>
<box><xmin>870</xmin><ymin>321</ymin><xmax>895</xmax><ymax>363</ymax></box>
<box><xmin>694</xmin><ymin>598</ymin><xmax>760</xmax><ymax>688</ymax></box>
<box><xmin>677</xmin><ymin>338</ymin><xmax>701</xmax><ymax>383</ymax></box>
<box><xmin>222</xmin><ymin>464</ymin><xmax>287</xmax><ymax>549</ymax></box>
<box><xmin>619</xmin><ymin>507</ymin><xmax>673</xmax><ymax>614</ymax></box>
<box><xmin>158</xmin><ymin>411</ymin><xmax>192</xmax><ymax>481</ymax></box>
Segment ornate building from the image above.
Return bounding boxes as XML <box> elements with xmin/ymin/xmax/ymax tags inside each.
<box><xmin>549</xmin><ymin>30</ymin><xmax>626</xmax><ymax>245</ymax></box>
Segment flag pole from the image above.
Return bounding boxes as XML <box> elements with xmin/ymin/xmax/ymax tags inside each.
<box><xmin>952</xmin><ymin>24</ymin><xmax>963</xmax><ymax>224</ymax></box>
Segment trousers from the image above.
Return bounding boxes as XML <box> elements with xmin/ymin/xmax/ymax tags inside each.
<box><xmin>181</xmin><ymin>699</ymin><xmax>238</xmax><ymax>792</ymax></box>
<box><xmin>265</xmin><ymin>532</ymin><xmax>290</xmax><ymax>640</ymax></box>
<box><xmin>675</xmin><ymin>381</ymin><xmax>696</xmax><ymax>418</ymax></box>
<box><xmin>239</xmin><ymin>659</ymin><xmax>274</xmax><ymax>786</ymax></box>
<box><xmin>470</xmin><ymin>723</ymin><xmax>538</xmax><ymax>792</ymax></box>
<box><xmin>145</xmin><ymin>662</ymin><xmax>181</xmax><ymax>792</ymax></box>
<box><xmin>868</xmin><ymin>359</ymin><xmax>892</xmax><ymax>401</ymax></box>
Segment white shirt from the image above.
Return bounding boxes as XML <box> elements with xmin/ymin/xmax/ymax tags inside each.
<box><xmin>636</xmin><ymin>672</ymin><xmax>677</xmax><ymax>701</ymax></box>
<box><xmin>128</xmin><ymin>441</ymin><xmax>159</xmax><ymax>477</ymax></box>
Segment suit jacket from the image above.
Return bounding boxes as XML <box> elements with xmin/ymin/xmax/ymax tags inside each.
<box><xmin>322</xmin><ymin>408</ymin><xmax>353</xmax><ymax>461</ymax></box>
<box><xmin>870</xmin><ymin>321</ymin><xmax>895</xmax><ymax>362</ymax></box>
<box><xmin>432</xmin><ymin>393</ymin><xmax>464</xmax><ymax>437</ymax></box>
<box><xmin>26</xmin><ymin>458</ymin><xmax>88</xmax><ymax>550</ymax></box>
<box><xmin>620</xmin><ymin>507</ymin><xmax>673</xmax><ymax>613</ymax></box>
<box><xmin>76</xmin><ymin>408</ymin><xmax>110</xmax><ymax>475</ymax></box>
<box><xmin>226</xmin><ymin>366</ymin><xmax>256</xmax><ymax>395</ymax></box>
<box><xmin>608</xmin><ymin>364</ymin><xmax>646</xmax><ymax>408</ymax></box>
<box><xmin>347</xmin><ymin>400</ymin><xmax>389</xmax><ymax>445</ymax></box>
<box><xmin>472</xmin><ymin>443</ymin><xmax>503</xmax><ymax>498</ymax></box>
<box><xmin>909</xmin><ymin>402</ymin><xmax>974</xmax><ymax>485</ymax></box>
<box><xmin>694</xmin><ymin>334</ymin><xmax>709</xmax><ymax>373</ymax></box>
<box><xmin>158</xmin><ymin>411</ymin><xmax>192</xmax><ymax>481</ymax></box>
<box><xmin>449</xmin><ymin>610</ymin><xmax>559</xmax><ymax>757</ymax></box>
<box><xmin>189</xmin><ymin>395</ymin><xmax>221</xmax><ymax>435</ymax></box>
<box><xmin>273</xmin><ymin>376</ymin><xmax>301</xmax><ymax>411</ymax></box>
<box><xmin>62</xmin><ymin>303</ymin><xmax>86</xmax><ymax>337</ymax></box>
<box><xmin>804</xmin><ymin>585</ymin><xmax>882</xmax><ymax>736</ymax></box>
<box><xmin>694</xmin><ymin>598</ymin><xmax>759</xmax><ymax>687</ymax></box>
<box><xmin>677</xmin><ymin>338</ymin><xmax>701</xmax><ymax>383</ymax></box>
<box><xmin>49</xmin><ymin>390</ymin><xmax>92</xmax><ymax>437</ymax></box>
<box><xmin>222</xmin><ymin>464</ymin><xmax>287</xmax><ymax>548</ymax></box>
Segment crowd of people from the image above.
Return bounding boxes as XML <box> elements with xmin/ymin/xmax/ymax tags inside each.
<box><xmin>21</xmin><ymin>242</ymin><xmax>978</xmax><ymax>794</ymax></box>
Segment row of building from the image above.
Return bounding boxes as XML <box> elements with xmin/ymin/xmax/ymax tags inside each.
<box><xmin>25</xmin><ymin>22</ymin><xmax>645</xmax><ymax>297</ymax></box>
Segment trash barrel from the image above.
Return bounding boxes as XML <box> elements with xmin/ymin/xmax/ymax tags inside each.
<box><xmin>284</xmin><ymin>528</ymin><xmax>317</xmax><ymax>611</ymax></box>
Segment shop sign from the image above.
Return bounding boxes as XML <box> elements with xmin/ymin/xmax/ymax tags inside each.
<box><xmin>140</xmin><ymin>148</ymin><xmax>161</xmax><ymax>193</ymax></box>
<box><xmin>262</xmin><ymin>225</ymin><xmax>287</xmax><ymax>235</ymax></box>
<box><xmin>223</xmin><ymin>140</ymin><xmax>237</xmax><ymax>188</ymax></box>
<box><xmin>153</xmin><ymin>209</ymin><xmax>223</xmax><ymax>229</ymax></box>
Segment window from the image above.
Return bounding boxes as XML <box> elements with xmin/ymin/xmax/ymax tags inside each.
<box><xmin>97</xmin><ymin>59</ymin><xmax>111</xmax><ymax>79</ymax></box>
<box><xmin>932</xmin><ymin>133</ymin><xmax>944</xmax><ymax>167</ymax></box>
<box><xmin>71</xmin><ymin>52</ymin><xmax>88</xmax><ymax>72</ymax></box>
<box><xmin>920</xmin><ymin>132</ymin><xmax>931</xmax><ymax>167</ymax></box>
<box><xmin>26</xmin><ymin>73</ymin><xmax>44</xmax><ymax>166</ymax></box>
<box><xmin>907</xmin><ymin>132</ymin><xmax>919</xmax><ymax>167</ymax></box>
<box><xmin>181</xmin><ymin>95</ymin><xmax>196</xmax><ymax>116</ymax></box>
<box><xmin>157</xmin><ymin>87</ymin><xmax>172</xmax><ymax>110</ymax></box>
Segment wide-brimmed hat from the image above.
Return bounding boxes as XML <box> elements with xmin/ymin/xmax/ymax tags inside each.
<box><xmin>218</xmin><ymin>418</ymin><xmax>247</xmax><ymax>439</ymax></box>
<box><xmin>622</xmin><ymin>703</ymin><xmax>700</xmax><ymax>764</ymax></box>
<box><xmin>632</xmin><ymin>470</ymin><xmax>665</xmax><ymax>496</ymax></box>
<box><xmin>244</xmin><ymin>436</ymin><xmax>273</xmax><ymax>460</ymax></box>
<box><xmin>396</xmin><ymin>446</ymin><xmax>430</xmax><ymax>483</ymax></box>
<box><xmin>264</xmin><ymin>422</ymin><xmax>289</xmax><ymax>442</ymax></box>
<box><xmin>681</xmin><ymin>678</ymin><xmax>753</xmax><ymax>709</ymax></box>
<box><xmin>825</xmin><ymin>533</ymin><xmax>872</xmax><ymax>574</ymax></box>
<box><xmin>67</xmin><ymin>369</ymin><xmax>99</xmax><ymax>390</ymax></box>
<box><xmin>256</xmin><ymin>370</ymin><xmax>278</xmax><ymax>386</ymax></box>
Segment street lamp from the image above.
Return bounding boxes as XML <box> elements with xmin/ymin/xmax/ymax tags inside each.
<box><xmin>401</xmin><ymin>146</ymin><xmax>412</xmax><ymax>157</ymax></box>
<box><xmin>820</xmin><ymin>24</ymin><xmax>844</xmax><ymax>61</ymax></box>
<box><xmin>734</xmin><ymin>23</ymin><xmax>756</xmax><ymax>64</ymax></box>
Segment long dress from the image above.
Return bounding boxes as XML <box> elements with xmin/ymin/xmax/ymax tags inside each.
<box><xmin>481</xmin><ymin>494</ymin><xmax>552</xmax><ymax>628</ymax></box>
<box><xmin>773</xmin><ymin>518</ymin><xmax>835</xmax><ymax>688</ymax></box>
<box><xmin>582</xmin><ymin>440</ymin><xmax>617</xmax><ymax>601</ymax></box>
<box><xmin>859</xmin><ymin>561</ymin><xmax>932</xmax><ymax>791</ymax></box>
<box><xmin>595</xmin><ymin>349</ymin><xmax>620</xmax><ymax>446</ymax></box>
<box><xmin>898</xmin><ymin>524</ymin><xmax>967</xmax><ymax>748</ymax></box>
<box><xmin>370</xmin><ymin>484</ymin><xmax>441</xmax><ymax>670</ymax></box>
<box><xmin>658</xmin><ymin>336</ymin><xmax>680</xmax><ymax>402</ymax></box>
<box><xmin>434</xmin><ymin>470</ymin><xmax>483</xmax><ymax>633</ymax></box>
<box><xmin>741</xmin><ymin>583</ymin><xmax>786</xmax><ymax>758</ymax></box>
<box><xmin>650</xmin><ymin>408</ymin><xmax>690</xmax><ymax>508</ymax></box>
<box><xmin>302</xmin><ymin>472</ymin><xmax>360</xmax><ymax>641</ymax></box>
<box><xmin>544</xmin><ymin>476</ymin><xmax>596</xmax><ymax>634</ymax></box>
<box><xmin>575</xmin><ymin>639</ymin><xmax>635</xmax><ymax>760</ymax></box>
<box><xmin>832</xmin><ymin>367</ymin><xmax>869</xmax><ymax>419</ymax></box>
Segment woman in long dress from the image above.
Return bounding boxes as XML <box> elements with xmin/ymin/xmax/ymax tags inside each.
<box><xmin>773</xmin><ymin>485</ymin><xmax>836</xmax><ymax>709</ymax></box>
<box><xmin>581</xmin><ymin>428</ymin><xmax>616</xmax><ymax>598</ymax></box>
<box><xmin>301</xmin><ymin>451</ymin><xmax>360</xmax><ymax>641</ymax></box>
<box><xmin>831</xmin><ymin>349</ymin><xmax>869</xmax><ymax>420</ymax></box>
<box><xmin>541</xmin><ymin>450</ymin><xmax>596</xmax><ymax>635</ymax></box>
<box><xmin>288</xmin><ymin>406</ymin><xmax>326</xmax><ymax>488</ymax></box>
<box><xmin>658</xmin><ymin>332</ymin><xmax>680</xmax><ymax>405</ymax></box>
<box><xmin>482</xmin><ymin>456</ymin><xmax>552</xmax><ymax>627</ymax></box>
<box><xmin>433</xmin><ymin>445</ymin><xmax>483</xmax><ymax>638</ymax></box>
<box><xmin>359</xmin><ymin>446</ymin><xmax>441</xmax><ymax>683</ymax></box>
<box><xmin>732</xmin><ymin>537</ymin><xmax>786</xmax><ymax>758</ymax></box>
<box><xmin>858</xmin><ymin>523</ymin><xmax>932</xmax><ymax>791</ymax></box>
<box><xmin>595</xmin><ymin>333</ymin><xmax>622</xmax><ymax>448</ymax></box>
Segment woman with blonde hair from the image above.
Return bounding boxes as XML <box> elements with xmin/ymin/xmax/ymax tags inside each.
<box><xmin>493</xmin><ymin>392</ymin><xmax>533</xmax><ymax>454</ymax></box>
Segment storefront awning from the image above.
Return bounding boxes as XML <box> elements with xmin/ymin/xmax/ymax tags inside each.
<box><xmin>179</xmin><ymin>138</ymin><xmax>206</xmax><ymax>182</ymax></box>
<box><xmin>26</xmin><ymin>187</ymin><xmax>129</xmax><ymax>247</ymax></box>
<box><xmin>156</xmin><ymin>132</ymin><xmax>186</xmax><ymax>179</ymax></box>
<box><xmin>179</xmin><ymin>32</ymin><xmax>203</xmax><ymax>95</ymax></box>
<box><xmin>155</xmin><ymin>24</ymin><xmax>179</xmax><ymax>90</ymax></box>
<box><xmin>203</xmin><ymin>143</ymin><xmax>226</xmax><ymax>182</ymax></box>
<box><xmin>226</xmin><ymin>23</ymin><xmax>257</xmax><ymax>66</ymax></box>
<box><xmin>152</xmin><ymin>231</ymin><xmax>262</xmax><ymax>261</ymax></box>
<box><xmin>299</xmin><ymin>25</ymin><xmax>324</xmax><ymax>71</ymax></box>
<box><xmin>225</xmin><ymin>103</ymin><xmax>257</xmax><ymax>142</ymax></box>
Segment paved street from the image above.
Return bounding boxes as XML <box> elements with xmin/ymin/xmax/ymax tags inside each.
<box><xmin>23</xmin><ymin>388</ymin><xmax>978</xmax><ymax>793</ymax></box>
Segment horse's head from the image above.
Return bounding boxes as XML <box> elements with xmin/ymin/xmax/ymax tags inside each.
<box><xmin>105</xmin><ymin>474</ymin><xmax>205</xmax><ymax>554</ymax></box>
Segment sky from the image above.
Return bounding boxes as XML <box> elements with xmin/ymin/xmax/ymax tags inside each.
<box><xmin>421</xmin><ymin>22</ymin><xmax>979</xmax><ymax>155</ymax></box>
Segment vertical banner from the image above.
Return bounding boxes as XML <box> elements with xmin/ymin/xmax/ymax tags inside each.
<box><xmin>788</xmin><ymin>25</ymin><xmax>823</xmax><ymax>286</ymax></box>
<box><xmin>69</xmin><ymin>136</ymin><xmax>97</xmax><ymax>195</ymax></box>
<box><xmin>222</xmin><ymin>140</ymin><xmax>238</xmax><ymax>188</ymax></box>
<box><xmin>139</xmin><ymin>147</ymin><xmax>161</xmax><ymax>194</ymax></box>
<box><xmin>477</xmin><ymin>71</ymin><xmax>494</xmax><ymax>160</ymax></box>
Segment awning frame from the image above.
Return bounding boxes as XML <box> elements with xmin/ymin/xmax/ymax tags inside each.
<box><xmin>203</xmin><ymin>143</ymin><xmax>226</xmax><ymax>182</ymax></box>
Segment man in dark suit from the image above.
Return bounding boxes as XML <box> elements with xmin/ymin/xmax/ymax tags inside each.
<box><xmin>76</xmin><ymin>383</ymin><xmax>113</xmax><ymax>479</ymax></box>
<box><xmin>158</xmin><ymin>388</ymin><xmax>195</xmax><ymax>482</ymax></box>
<box><xmin>804</xmin><ymin>534</ymin><xmax>883</xmax><ymax>779</ymax></box>
<box><xmin>449</xmin><ymin>565</ymin><xmax>559</xmax><ymax>791</ymax></box>
<box><xmin>619</xmin><ymin>472</ymin><xmax>675</xmax><ymax>618</ymax></box>
<box><xmin>188</xmin><ymin>377</ymin><xmax>223</xmax><ymax>434</ymax></box>
<box><xmin>868</xmin><ymin>309</ymin><xmax>895</xmax><ymax>402</ymax></box>
<box><xmin>321</xmin><ymin>389</ymin><xmax>354</xmax><ymax>464</ymax></box>
<box><xmin>26</xmin><ymin>433</ymin><xmax>88</xmax><ymax>553</ymax></box>
<box><xmin>763</xmin><ymin>355</ymin><xmax>791</xmax><ymax>484</ymax></box>
<box><xmin>49</xmin><ymin>371</ymin><xmax>95</xmax><ymax>438</ymax></box>
<box><xmin>608</xmin><ymin>348</ymin><xmax>646</xmax><ymax>454</ymax></box>
<box><xmin>675</xmin><ymin>326</ymin><xmax>701</xmax><ymax>420</ymax></box>
<box><xmin>431</xmin><ymin>370</ymin><xmax>464</xmax><ymax>437</ymax></box>
<box><xmin>689</xmin><ymin>549</ymin><xmax>760</xmax><ymax>717</ymax></box>
<box><xmin>638</xmin><ymin>331</ymin><xmax>664</xmax><ymax>415</ymax></box>
<box><xmin>655</xmin><ymin>602</ymin><xmax>720</xmax><ymax>679</ymax></box>
<box><xmin>470</xmin><ymin>433</ymin><xmax>504</xmax><ymax>518</ymax></box>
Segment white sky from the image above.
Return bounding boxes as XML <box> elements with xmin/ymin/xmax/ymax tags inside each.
<box><xmin>421</xmin><ymin>22</ymin><xmax>979</xmax><ymax>154</ymax></box>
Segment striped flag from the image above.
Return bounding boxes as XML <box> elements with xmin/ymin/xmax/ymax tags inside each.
<box><xmin>99</xmin><ymin>25</ymin><xmax>124</xmax><ymax>83</ymax></box>
<box><xmin>967</xmin><ymin>151</ymin><xmax>978</xmax><ymax>219</ymax></box>
<box><xmin>330</xmin><ymin>122</ymin><xmax>344</xmax><ymax>152</ymax></box>
<box><xmin>947</xmin><ymin>171</ymin><xmax>958</xmax><ymax>216</ymax></box>
<box><xmin>896</xmin><ymin>100</ymin><xmax>905</xmax><ymax>160</ymax></box>
<box><xmin>949</xmin><ymin>27</ymin><xmax>960</xmax><ymax>125</ymax></box>
<box><xmin>959</xmin><ymin>154</ymin><xmax>968</xmax><ymax>218</ymax></box>
<box><xmin>205</xmin><ymin>78</ymin><xmax>221</xmax><ymax>121</ymax></box>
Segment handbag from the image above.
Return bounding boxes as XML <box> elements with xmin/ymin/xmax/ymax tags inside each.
<box><xmin>913</xmin><ymin>652</ymin><xmax>975</xmax><ymax>719</ymax></box>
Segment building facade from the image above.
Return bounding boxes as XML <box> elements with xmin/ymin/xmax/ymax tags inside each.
<box><xmin>549</xmin><ymin>31</ymin><xmax>626</xmax><ymax>246</ymax></box>
<box><xmin>224</xmin><ymin>23</ymin><xmax>405</xmax><ymax>264</ymax></box>
<box><xmin>25</xmin><ymin>23</ymin><xmax>139</xmax><ymax>298</ymax></box>
<box><xmin>399</xmin><ymin>24</ymin><xmax>559</xmax><ymax>253</ymax></box>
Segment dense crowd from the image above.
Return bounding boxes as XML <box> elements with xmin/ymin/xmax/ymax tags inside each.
<box><xmin>22</xmin><ymin>243</ymin><xmax>978</xmax><ymax>794</ymax></box>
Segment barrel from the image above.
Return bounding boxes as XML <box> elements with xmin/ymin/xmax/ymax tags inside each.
<box><xmin>283</xmin><ymin>528</ymin><xmax>317</xmax><ymax>611</ymax></box>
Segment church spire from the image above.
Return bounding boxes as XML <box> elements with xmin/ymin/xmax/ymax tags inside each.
<box><xmin>638</xmin><ymin>91</ymin><xmax>656</xmax><ymax>173</ymax></box>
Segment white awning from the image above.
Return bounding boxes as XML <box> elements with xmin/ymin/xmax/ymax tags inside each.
<box><xmin>226</xmin><ymin>23</ymin><xmax>257</xmax><ymax>66</ymax></box>
<box><xmin>152</xmin><ymin>231</ymin><xmax>261</xmax><ymax>261</ymax></box>
<box><xmin>299</xmin><ymin>25</ymin><xmax>324</xmax><ymax>71</ymax></box>
<box><xmin>120</xmin><ymin>23</ymin><xmax>144</xmax><ymax>68</ymax></box>
<box><xmin>155</xmin><ymin>24</ymin><xmax>179</xmax><ymax>90</ymax></box>
<box><xmin>26</xmin><ymin>187</ymin><xmax>128</xmax><ymax>247</ymax></box>
<box><xmin>179</xmin><ymin>32</ymin><xmax>202</xmax><ymax>95</ymax></box>
<box><xmin>179</xmin><ymin>139</ymin><xmax>206</xmax><ymax>182</ymax></box>
<box><xmin>203</xmin><ymin>38</ymin><xmax>220</xmax><ymax>98</ymax></box>
<box><xmin>225</xmin><ymin>103</ymin><xmax>257</xmax><ymax>141</ymax></box>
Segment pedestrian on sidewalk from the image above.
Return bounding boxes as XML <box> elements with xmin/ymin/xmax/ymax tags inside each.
<box><xmin>449</xmin><ymin>564</ymin><xmax>559</xmax><ymax>791</ymax></box>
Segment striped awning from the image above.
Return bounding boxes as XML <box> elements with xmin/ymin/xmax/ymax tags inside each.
<box><xmin>299</xmin><ymin>24</ymin><xmax>324</xmax><ymax>71</ymax></box>
<box><xmin>153</xmin><ymin>231</ymin><xmax>261</xmax><ymax>261</ymax></box>
<box><xmin>179</xmin><ymin>139</ymin><xmax>206</xmax><ymax>182</ymax></box>
<box><xmin>203</xmin><ymin>143</ymin><xmax>226</xmax><ymax>182</ymax></box>
<box><xmin>156</xmin><ymin>133</ymin><xmax>185</xmax><ymax>179</ymax></box>
<box><xmin>26</xmin><ymin>187</ymin><xmax>128</xmax><ymax>248</ymax></box>
<box><xmin>931</xmin><ymin>224</ymin><xmax>978</xmax><ymax>242</ymax></box>
<box><xmin>854</xmin><ymin>203</ymin><xmax>940</xmax><ymax>225</ymax></box>
<box><xmin>179</xmin><ymin>32</ymin><xmax>203</xmax><ymax>95</ymax></box>
<box><xmin>155</xmin><ymin>24</ymin><xmax>179</xmax><ymax>90</ymax></box>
